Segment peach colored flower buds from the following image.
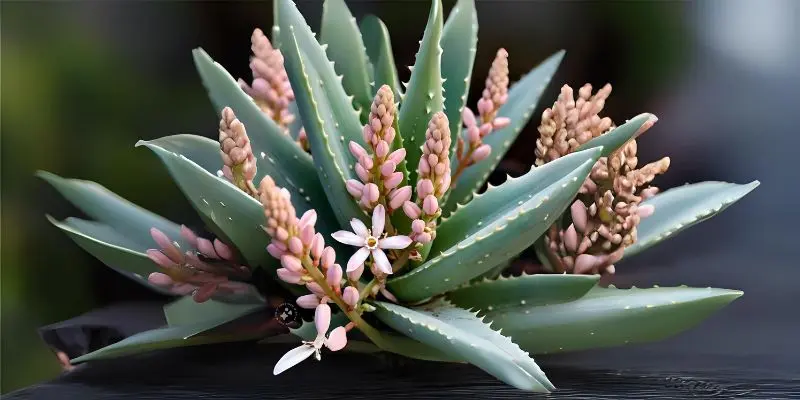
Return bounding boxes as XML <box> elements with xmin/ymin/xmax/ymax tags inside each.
<box><xmin>348</xmin><ymin>85</ymin><xmax>410</xmax><ymax>213</ymax></box>
<box><xmin>342</xmin><ymin>286</ymin><xmax>359</xmax><ymax>308</ymax></box>
<box><xmin>219</xmin><ymin>107</ymin><xmax>259</xmax><ymax>197</ymax></box>
<box><xmin>238</xmin><ymin>28</ymin><xmax>295</xmax><ymax>130</ymax></box>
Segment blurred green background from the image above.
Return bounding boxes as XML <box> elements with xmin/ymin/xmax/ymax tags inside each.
<box><xmin>3</xmin><ymin>0</ymin><xmax>797</xmax><ymax>393</ymax></box>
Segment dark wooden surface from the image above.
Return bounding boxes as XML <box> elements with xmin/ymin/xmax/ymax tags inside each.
<box><xmin>6</xmin><ymin>340</ymin><xmax>800</xmax><ymax>399</ymax></box>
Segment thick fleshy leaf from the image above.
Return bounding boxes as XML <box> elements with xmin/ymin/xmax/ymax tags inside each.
<box><xmin>360</xmin><ymin>15</ymin><xmax>402</xmax><ymax>97</ymax></box>
<box><xmin>37</xmin><ymin>171</ymin><xmax>186</xmax><ymax>249</ymax></box>
<box><xmin>46</xmin><ymin>216</ymin><xmax>172</xmax><ymax>295</ymax></box>
<box><xmin>441</xmin><ymin>0</ymin><xmax>478</xmax><ymax>153</ymax></box>
<box><xmin>71</xmin><ymin>323</ymin><xmax>263</xmax><ymax>364</ymax></box>
<box><xmin>398</xmin><ymin>0</ymin><xmax>444</xmax><ymax>186</ymax></box>
<box><xmin>280</xmin><ymin>28</ymin><xmax>367</xmax><ymax>228</ymax></box>
<box><xmin>487</xmin><ymin>286</ymin><xmax>743</xmax><ymax>354</ymax></box>
<box><xmin>447</xmin><ymin>273</ymin><xmax>599</xmax><ymax>311</ymax></box>
<box><xmin>434</xmin><ymin>148</ymin><xmax>602</xmax><ymax>253</ymax></box>
<box><xmin>164</xmin><ymin>296</ymin><xmax>265</xmax><ymax>328</ymax></box>
<box><xmin>444</xmin><ymin>50</ymin><xmax>565</xmax><ymax>217</ymax></box>
<box><xmin>137</xmin><ymin>138</ymin><xmax>277</xmax><ymax>271</ymax></box>
<box><xmin>624</xmin><ymin>181</ymin><xmax>759</xmax><ymax>259</ymax></box>
<box><xmin>320</xmin><ymin>0</ymin><xmax>373</xmax><ymax>121</ymax></box>
<box><xmin>575</xmin><ymin>113</ymin><xmax>654</xmax><ymax>158</ymax></box>
<box><xmin>374</xmin><ymin>300</ymin><xmax>553</xmax><ymax>392</ymax></box>
<box><xmin>387</xmin><ymin>156</ymin><xmax>596</xmax><ymax>302</ymax></box>
<box><xmin>192</xmin><ymin>50</ymin><xmax>334</xmax><ymax>217</ymax></box>
<box><xmin>276</xmin><ymin>0</ymin><xmax>364</xmax><ymax>148</ymax></box>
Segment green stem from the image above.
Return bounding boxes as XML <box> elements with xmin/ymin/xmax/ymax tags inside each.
<box><xmin>359</xmin><ymin>278</ymin><xmax>380</xmax><ymax>300</ymax></box>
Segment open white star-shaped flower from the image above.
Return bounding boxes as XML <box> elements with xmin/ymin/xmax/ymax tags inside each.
<box><xmin>273</xmin><ymin>304</ymin><xmax>347</xmax><ymax>375</ymax></box>
<box><xmin>332</xmin><ymin>204</ymin><xmax>412</xmax><ymax>274</ymax></box>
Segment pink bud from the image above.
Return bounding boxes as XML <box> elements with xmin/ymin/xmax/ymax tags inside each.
<box><xmin>179</xmin><ymin>225</ymin><xmax>199</xmax><ymax>247</ymax></box>
<box><xmin>417</xmin><ymin>179</ymin><xmax>434</xmax><ymax>199</ymax></box>
<box><xmin>638</xmin><ymin>204</ymin><xmax>655</xmax><ymax>218</ymax></box>
<box><xmin>267</xmin><ymin>243</ymin><xmax>285</xmax><ymax>259</ymax></box>
<box><xmin>384</xmin><ymin>172</ymin><xmax>403</xmax><ymax>190</ymax></box>
<box><xmin>150</xmin><ymin>228</ymin><xmax>182</xmax><ymax>263</ymax></box>
<box><xmin>299</xmin><ymin>210</ymin><xmax>317</xmax><ymax>230</ymax></box>
<box><xmin>370</xmin><ymin>118</ymin><xmax>382</xmax><ymax>135</ymax></box>
<box><xmin>355</xmin><ymin>163</ymin><xmax>370</xmax><ymax>183</ymax></box>
<box><xmin>346</xmin><ymin>179</ymin><xmax>364</xmax><ymax>198</ymax></box>
<box><xmin>462</xmin><ymin>107</ymin><xmax>476</xmax><ymax>128</ymax></box>
<box><xmin>320</xmin><ymin>247</ymin><xmax>336</xmax><ymax>269</ymax></box>
<box><xmin>310</xmin><ymin>233</ymin><xmax>324</xmax><ymax>259</ymax></box>
<box><xmin>325</xmin><ymin>326</ymin><xmax>347</xmax><ymax>351</ymax></box>
<box><xmin>570</xmin><ymin>200</ymin><xmax>588</xmax><ymax>233</ymax></box>
<box><xmin>641</xmin><ymin>187</ymin><xmax>659</xmax><ymax>199</ymax></box>
<box><xmin>296</xmin><ymin>294</ymin><xmax>320</xmax><ymax>309</ymax></box>
<box><xmin>434</xmin><ymin>162</ymin><xmax>447</xmax><ymax>176</ymax></box>
<box><xmin>403</xmin><ymin>201</ymin><xmax>422</xmax><ymax>219</ymax></box>
<box><xmin>380</xmin><ymin>287</ymin><xmax>399</xmax><ymax>303</ymax></box>
<box><xmin>360</xmin><ymin>155</ymin><xmax>374</xmax><ymax>170</ymax></box>
<box><xmin>306</xmin><ymin>282</ymin><xmax>326</xmax><ymax>296</ymax></box>
<box><xmin>277</xmin><ymin>268</ymin><xmax>303</xmax><ymax>284</ymax></box>
<box><xmin>411</xmin><ymin>219</ymin><xmax>426</xmax><ymax>234</ymax></box>
<box><xmin>342</xmin><ymin>286</ymin><xmax>359</xmax><ymax>308</ymax></box>
<box><xmin>441</xmin><ymin>174</ymin><xmax>452</xmax><ymax>192</ymax></box>
<box><xmin>381</xmin><ymin>160</ymin><xmax>396</xmax><ymax>177</ymax></box>
<box><xmin>387</xmin><ymin>148</ymin><xmax>406</xmax><ymax>165</ymax></box>
<box><xmin>347</xmin><ymin>263</ymin><xmax>364</xmax><ymax>281</ymax></box>
<box><xmin>326</xmin><ymin>264</ymin><xmax>343</xmax><ymax>288</ymax></box>
<box><xmin>146</xmin><ymin>249</ymin><xmax>175</xmax><ymax>268</ymax></box>
<box><xmin>315</xmin><ymin>304</ymin><xmax>332</xmax><ymax>335</ymax></box>
<box><xmin>416</xmin><ymin>232</ymin><xmax>432</xmax><ymax>244</ymax></box>
<box><xmin>471</xmin><ymin>144</ymin><xmax>491</xmax><ymax>163</ymax></box>
<box><xmin>281</xmin><ymin>254</ymin><xmax>303</xmax><ymax>272</ymax></box>
<box><xmin>300</xmin><ymin>224</ymin><xmax>315</xmax><ymax>247</ymax></box>
<box><xmin>196</xmin><ymin>238</ymin><xmax>218</xmax><ymax>259</ymax></box>
<box><xmin>349</xmin><ymin>141</ymin><xmax>368</xmax><ymax>159</ymax></box>
<box><xmin>477</xmin><ymin>98</ymin><xmax>493</xmax><ymax>116</ymax></box>
<box><xmin>564</xmin><ymin>224</ymin><xmax>578</xmax><ymax>253</ymax></box>
<box><xmin>467</xmin><ymin>126</ymin><xmax>481</xmax><ymax>144</ymax></box>
<box><xmin>479</xmin><ymin>123</ymin><xmax>493</xmax><ymax>137</ymax></box>
<box><xmin>418</xmin><ymin>158</ymin><xmax>431</xmax><ymax>176</ymax></box>
<box><xmin>492</xmin><ymin>117</ymin><xmax>511</xmax><ymax>130</ymax></box>
<box><xmin>574</xmin><ymin>254</ymin><xmax>600</xmax><ymax>274</ymax></box>
<box><xmin>362</xmin><ymin>125</ymin><xmax>373</xmax><ymax>144</ymax></box>
<box><xmin>423</xmin><ymin>195</ymin><xmax>439</xmax><ymax>216</ymax></box>
<box><xmin>213</xmin><ymin>239</ymin><xmax>234</xmax><ymax>261</ymax></box>
<box><xmin>376</xmin><ymin>140</ymin><xmax>390</xmax><ymax>158</ymax></box>
<box><xmin>383</xmin><ymin>127</ymin><xmax>396</xmax><ymax>143</ymax></box>
<box><xmin>389</xmin><ymin>186</ymin><xmax>412</xmax><ymax>210</ymax></box>
<box><xmin>193</xmin><ymin>283</ymin><xmax>217</xmax><ymax>303</ymax></box>
<box><xmin>288</xmin><ymin>237</ymin><xmax>304</xmax><ymax>256</ymax></box>
<box><xmin>363</xmin><ymin>183</ymin><xmax>380</xmax><ymax>203</ymax></box>
<box><xmin>147</xmin><ymin>272</ymin><xmax>173</xmax><ymax>286</ymax></box>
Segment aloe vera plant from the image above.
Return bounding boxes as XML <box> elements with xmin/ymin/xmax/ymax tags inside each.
<box><xmin>39</xmin><ymin>0</ymin><xmax>759</xmax><ymax>393</ymax></box>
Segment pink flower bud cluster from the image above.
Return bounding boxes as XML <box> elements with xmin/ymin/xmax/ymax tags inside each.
<box><xmin>238</xmin><ymin>28</ymin><xmax>296</xmax><ymax>129</ymax></box>
<box><xmin>402</xmin><ymin>112</ymin><xmax>452</xmax><ymax>244</ymax></box>
<box><xmin>346</xmin><ymin>85</ymin><xmax>411</xmax><ymax>212</ymax></box>
<box><xmin>219</xmin><ymin>107</ymin><xmax>259</xmax><ymax>197</ymax></box>
<box><xmin>146</xmin><ymin>226</ymin><xmax>254</xmax><ymax>303</ymax></box>
<box><xmin>454</xmin><ymin>49</ymin><xmax>511</xmax><ymax>180</ymax></box>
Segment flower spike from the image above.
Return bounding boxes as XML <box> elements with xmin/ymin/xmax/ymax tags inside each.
<box><xmin>219</xmin><ymin>107</ymin><xmax>259</xmax><ymax>197</ymax></box>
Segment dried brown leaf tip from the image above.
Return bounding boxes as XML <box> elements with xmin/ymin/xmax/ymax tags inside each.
<box><xmin>536</xmin><ymin>84</ymin><xmax>669</xmax><ymax>275</ymax></box>
<box><xmin>219</xmin><ymin>107</ymin><xmax>259</xmax><ymax>197</ymax></box>
<box><xmin>238</xmin><ymin>28</ymin><xmax>296</xmax><ymax>130</ymax></box>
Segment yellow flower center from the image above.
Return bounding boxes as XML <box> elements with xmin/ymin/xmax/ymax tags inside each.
<box><xmin>365</xmin><ymin>235</ymin><xmax>379</xmax><ymax>250</ymax></box>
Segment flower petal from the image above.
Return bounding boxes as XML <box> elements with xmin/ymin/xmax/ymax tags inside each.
<box><xmin>347</xmin><ymin>247</ymin><xmax>370</xmax><ymax>272</ymax></box>
<box><xmin>315</xmin><ymin>303</ymin><xmax>331</xmax><ymax>335</ymax></box>
<box><xmin>273</xmin><ymin>345</ymin><xmax>316</xmax><ymax>375</ymax></box>
<box><xmin>350</xmin><ymin>218</ymin><xmax>368</xmax><ymax>238</ymax></box>
<box><xmin>324</xmin><ymin>326</ymin><xmax>348</xmax><ymax>351</ymax></box>
<box><xmin>379</xmin><ymin>235</ymin><xmax>412</xmax><ymax>250</ymax></box>
<box><xmin>332</xmin><ymin>231</ymin><xmax>364</xmax><ymax>247</ymax></box>
<box><xmin>372</xmin><ymin>249</ymin><xmax>393</xmax><ymax>275</ymax></box>
<box><xmin>372</xmin><ymin>204</ymin><xmax>386</xmax><ymax>236</ymax></box>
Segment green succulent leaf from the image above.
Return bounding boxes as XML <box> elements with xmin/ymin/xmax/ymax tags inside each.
<box><xmin>360</xmin><ymin>15</ymin><xmax>402</xmax><ymax>97</ymax></box>
<box><xmin>71</xmin><ymin>322</ymin><xmax>263</xmax><ymax>364</ymax></box>
<box><xmin>320</xmin><ymin>0</ymin><xmax>373</xmax><ymax>121</ymax></box>
<box><xmin>387</xmin><ymin>156</ymin><xmax>595</xmax><ymax>303</ymax></box>
<box><xmin>281</xmin><ymin>27</ymin><xmax>367</xmax><ymax>227</ymax></box>
<box><xmin>37</xmin><ymin>171</ymin><xmax>187</xmax><ymax>249</ymax></box>
<box><xmin>447</xmin><ymin>273</ymin><xmax>600</xmax><ymax>311</ymax></box>
<box><xmin>374</xmin><ymin>300</ymin><xmax>554</xmax><ymax>392</ymax></box>
<box><xmin>624</xmin><ymin>181</ymin><xmax>760</xmax><ymax>259</ymax></box>
<box><xmin>471</xmin><ymin>260</ymin><xmax>510</xmax><ymax>282</ymax></box>
<box><xmin>164</xmin><ymin>296</ymin><xmax>265</xmax><ymax>328</ymax></box>
<box><xmin>487</xmin><ymin>285</ymin><xmax>742</xmax><ymax>354</ymax></box>
<box><xmin>399</xmin><ymin>0</ymin><xmax>444</xmax><ymax>186</ymax></box>
<box><xmin>441</xmin><ymin>0</ymin><xmax>478</xmax><ymax>153</ymax></box>
<box><xmin>137</xmin><ymin>137</ymin><xmax>277</xmax><ymax>271</ymax></box>
<box><xmin>46</xmin><ymin>215</ymin><xmax>172</xmax><ymax>295</ymax></box>
<box><xmin>575</xmin><ymin>113</ymin><xmax>653</xmax><ymax>158</ymax></box>
<box><xmin>192</xmin><ymin>49</ymin><xmax>332</xmax><ymax>218</ymax></box>
<box><xmin>443</xmin><ymin>50</ymin><xmax>565</xmax><ymax>217</ymax></box>
<box><xmin>276</xmin><ymin>0</ymin><xmax>364</xmax><ymax>148</ymax></box>
<box><xmin>435</xmin><ymin>147</ymin><xmax>602</xmax><ymax>253</ymax></box>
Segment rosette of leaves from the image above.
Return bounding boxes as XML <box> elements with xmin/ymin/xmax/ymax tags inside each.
<box><xmin>38</xmin><ymin>0</ymin><xmax>758</xmax><ymax>393</ymax></box>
